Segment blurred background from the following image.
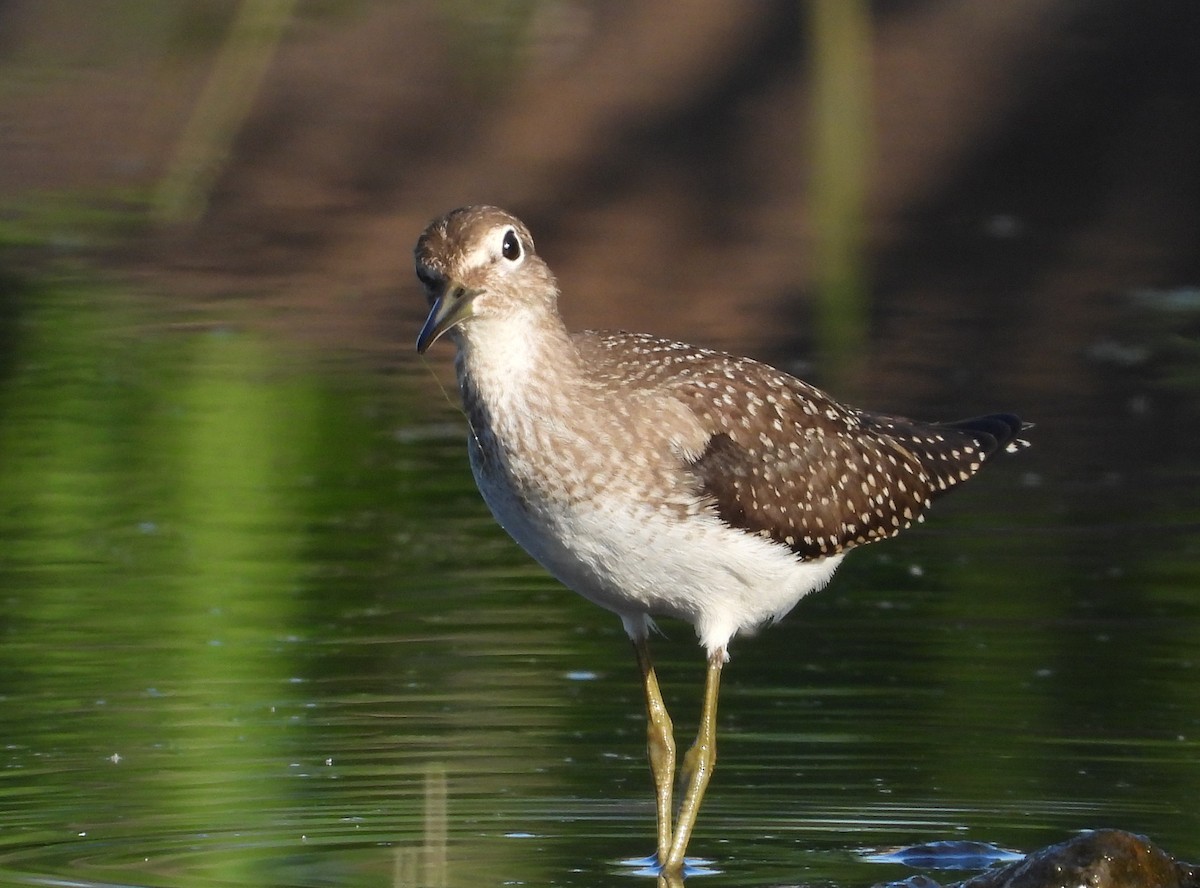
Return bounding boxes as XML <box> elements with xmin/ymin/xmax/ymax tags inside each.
<box><xmin>1</xmin><ymin>2</ymin><xmax>1198</xmax><ymax>887</ymax></box>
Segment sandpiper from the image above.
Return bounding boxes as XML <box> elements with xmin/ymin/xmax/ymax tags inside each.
<box><xmin>414</xmin><ymin>205</ymin><xmax>1027</xmax><ymax>873</ymax></box>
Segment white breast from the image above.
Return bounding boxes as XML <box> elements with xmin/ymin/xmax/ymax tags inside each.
<box><xmin>469</xmin><ymin>431</ymin><xmax>844</xmax><ymax>656</ymax></box>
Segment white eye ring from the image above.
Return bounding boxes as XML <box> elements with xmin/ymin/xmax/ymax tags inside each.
<box><xmin>500</xmin><ymin>227</ymin><xmax>523</xmax><ymax>263</ymax></box>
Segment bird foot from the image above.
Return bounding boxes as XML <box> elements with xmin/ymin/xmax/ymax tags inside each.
<box><xmin>615</xmin><ymin>854</ymin><xmax>719</xmax><ymax>880</ymax></box>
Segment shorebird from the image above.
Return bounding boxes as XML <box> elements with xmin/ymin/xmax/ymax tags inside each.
<box><xmin>414</xmin><ymin>205</ymin><xmax>1027</xmax><ymax>873</ymax></box>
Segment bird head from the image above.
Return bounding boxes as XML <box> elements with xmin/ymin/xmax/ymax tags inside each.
<box><xmin>415</xmin><ymin>206</ymin><xmax>557</xmax><ymax>353</ymax></box>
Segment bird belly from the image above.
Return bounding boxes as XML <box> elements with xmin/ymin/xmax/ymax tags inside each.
<box><xmin>471</xmin><ymin>449</ymin><xmax>844</xmax><ymax>655</ymax></box>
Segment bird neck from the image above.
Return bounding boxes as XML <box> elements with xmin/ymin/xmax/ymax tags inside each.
<box><xmin>455</xmin><ymin>309</ymin><xmax>581</xmax><ymax>420</ymax></box>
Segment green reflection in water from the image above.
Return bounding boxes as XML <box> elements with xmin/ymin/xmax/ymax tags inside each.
<box><xmin>808</xmin><ymin>0</ymin><xmax>872</xmax><ymax>393</ymax></box>
<box><xmin>0</xmin><ymin>279</ymin><xmax>569</xmax><ymax>886</ymax></box>
<box><xmin>163</xmin><ymin>330</ymin><xmax>316</xmax><ymax>884</ymax></box>
<box><xmin>0</xmin><ymin>284</ymin><xmax>323</xmax><ymax>883</ymax></box>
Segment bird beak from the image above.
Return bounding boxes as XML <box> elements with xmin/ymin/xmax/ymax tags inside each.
<box><xmin>416</xmin><ymin>281</ymin><xmax>481</xmax><ymax>353</ymax></box>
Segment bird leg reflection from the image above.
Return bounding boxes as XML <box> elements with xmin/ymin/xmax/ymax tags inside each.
<box><xmin>634</xmin><ymin>636</ymin><xmax>676</xmax><ymax>864</ymax></box>
<box><xmin>665</xmin><ymin>649</ymin><xmax>723</xmax><ymax>872</ymax></box>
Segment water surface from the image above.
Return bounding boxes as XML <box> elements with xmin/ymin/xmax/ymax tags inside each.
<box><xmin>0</xmin><ymin>282</ymin><xmax>1197</xmax><ymax>887</ymax></box>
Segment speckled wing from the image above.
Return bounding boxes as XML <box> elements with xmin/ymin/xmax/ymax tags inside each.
<box><xmin>682</xmin><ymin>376</ymin><xmax>1023</xmax><ymax>559</ymax></box>
<box><xmin>575</xmin><ymin>331</ymin><xmax>1024</xmax><ymax>560</ymax></box>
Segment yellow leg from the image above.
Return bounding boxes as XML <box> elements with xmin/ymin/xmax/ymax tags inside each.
<box><xmin>657</xmin><ymin>868</ymin><xmax>685</xmax><ymax>888</ymax></box>
<box><xmin>633</xmin><ymin>637</ymin><xmax>676</xmax><ymax>865</ymax></box>
<box><xmin>663</xmin><ymin>649</ymin><xmax>723</xmax><ymax>872</ymax></box>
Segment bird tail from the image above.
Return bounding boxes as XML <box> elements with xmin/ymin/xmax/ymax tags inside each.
<box><xmin>937</xmin><ymin>413</ymin><xmax>1032</xmax><ymax>455</ymax></box>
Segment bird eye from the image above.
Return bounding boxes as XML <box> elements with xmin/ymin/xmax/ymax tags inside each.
<box><xmin>501</xmin><ymin>228</ymin><xmax>522</xmax><ymax>262</ymax></box>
